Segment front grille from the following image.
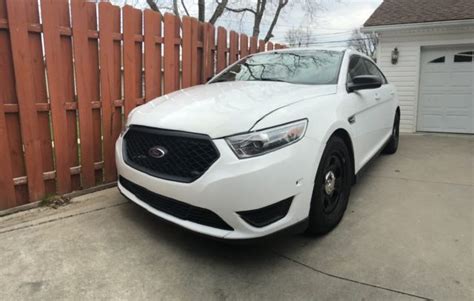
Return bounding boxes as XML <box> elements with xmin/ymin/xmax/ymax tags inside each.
<box><xmin>123</xmin><ymin>126</ymin><xmax>219</xmax><ymax>183</ymax></box>
<box><xmin>119</xmin><ymin>176</ymin><xmax>233</xmax><ymax>231</ymax></box>
<box><xmin>238</xmin><ymin>197</ymin><xmax>293</xmax><ymax>228</ymax></box>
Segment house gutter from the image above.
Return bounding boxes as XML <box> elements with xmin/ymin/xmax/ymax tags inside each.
<box><xmin>361</xmin><ymin>19</ymin><xmax>474</xmax><ymax>33</ymax></box>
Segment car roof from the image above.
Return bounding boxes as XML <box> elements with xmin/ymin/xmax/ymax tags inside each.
<box><xmin>251</xmin><ymin>46</ymin><xmax>369</xmax><ymax>59</ymax></box>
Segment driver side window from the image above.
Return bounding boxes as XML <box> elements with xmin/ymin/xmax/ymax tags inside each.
<box><xmin>347</xmin><ymin>56</ymin><xmax>368</xmax><ymax>83</ymax></box>
<box><xmin>364</xmin><ymin>59</ymin><xmax>388</xmax><ymax>84</ymax></box>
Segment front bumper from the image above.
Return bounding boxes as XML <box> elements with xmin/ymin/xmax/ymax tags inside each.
<box><xmin>116</xmin><ymin>134</ymin><xmax>323</xmax><ymax>239</ymax></box>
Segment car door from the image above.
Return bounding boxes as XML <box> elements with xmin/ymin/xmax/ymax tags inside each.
<box><xmin>363</xmin><ymin>58</ymin><xmax>394</xmax><ymax>142</ymax></box>
<box><xmin>344</xmin><ymin>55</ymin><xmax>382</xmax><ymax>170</ymax></box>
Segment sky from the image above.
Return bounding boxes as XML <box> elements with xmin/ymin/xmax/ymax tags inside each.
<box><xmin>113</xmin><ymin>0</ymin><xmax>383</xmax><ymax>46</ymax></box>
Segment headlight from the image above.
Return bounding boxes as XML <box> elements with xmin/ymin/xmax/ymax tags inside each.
<box><xmin>226</xmin><ymin>119</ymin><xmax>307</xmax><ymax>158</ymax></box>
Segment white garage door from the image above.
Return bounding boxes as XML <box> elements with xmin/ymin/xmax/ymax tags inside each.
<box><xmin>418</xmin><ymin>46</ymin><xmax>474</xmax><ymax>133</ymax></box>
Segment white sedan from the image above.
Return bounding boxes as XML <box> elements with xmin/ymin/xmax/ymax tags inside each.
<box><xmin>116</xmin><ymin>48</ymin><xmax>400</xmax><ymax>240</ymax></box>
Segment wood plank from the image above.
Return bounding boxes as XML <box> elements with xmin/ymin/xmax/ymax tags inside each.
<box><xmin>240</xmin><ymin>34</ymin><xmax>249</xmax><ymax>59</ymax></box>
<box><xmin>6</xmin><ymin>0</ymin><xmax>46</xmax><ymax>200</ymax></box>
<box><xmin>229</xmin><ymin>31</ymin><xmax>239</xmax><ymax>64</ymax></box>
<box><xmin>258</xmin><ymin>39</ymin><xmax>265</xmax><ymax>52</ymax></box>
<box><xmin>71</xmin><ymin>0</ymin><xmax>98</xmax><ymax>188</ymax></box>
<box><xmin>249</xmin><ymin>36</ymin><xmax>257</xmax><ymax>54</ymax></box>
<box><xmin>144</xmin><ymin>9</ymin><xmax>162</xmax><ymax>99</ymax></box>
<box><xmin>0</xmin><ymin>0</ymin><xmax>19</xmax><ymax>208</ymax></box>
<box><xmin>267</xmin><ymin>41</ymin><xmax>273</xmax><ymax>51</ymax></box>
<box><xmin>216</xmin><ymin>26</ymin><xmax>227</xmax><ymax>73</ymax></box>
<box><xmin>41</xmin><ymin>0</ymin><xmax>74</xmax><ymax>194</ymax></box>
<box><xmin>191</xmin><ymin>19</ymin><xmax>203</xmax><ymax>85</ymax></box>
<box><xmin>98</xmin><ymin>2</ymin><xmax>121</xmax><ymax>182</ymax></box>
<box><xmin>163</xmin><ymin>13</ymin><xmax>180</xmax><ymax>93</ymax></box>
<box><xmin>202</xmin><ymin>23</ymin><xmax>215</xmax><ymax>82</ymax></box>
<box><xmin>181</xmin><ymin>16</ymin><xmax>192</xmax><ymax>88</ymax></box>
<box><xmin>123</xmin><ymin>5</ymin><xmax>143</xmax><ymax>117</ymax></box>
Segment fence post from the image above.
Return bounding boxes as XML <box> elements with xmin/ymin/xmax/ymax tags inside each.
<box><xmin>164</xmin><ymin>13</ymin><xmax>180</xmax><ymax>93</ymax></box>
<box><xmin>99</xmin><ymin>2</ymin><xmax>122</xmax><ymax>183</ymax></box>
<box><xmin>71</xmin><ymin>0</ymin><xmax>102</xmax><ymax>188</ymax></box>
<box><xmin>216</xmin><ymin>26</ymin><xmax>227</xmax><ymax>73</ymax></box>
<box><xmin>6</xmin><ymin>0</ymin><xmax>47</xmax><ymax>201</ymax></box>
<box><xmin>41</xmin><ymin>0</ymin><xmax>73</xmax><ymax>193</ymax></box>
<box><xmin>123</xmin><ymin>5</ymin><xmax>143</xmax><ymax>118</ymax></box>
<box><xmin>182</xmin><ymin>16</ymin><xmax>192</xmax><ymax>88</ymax></box>
<box><xmin>191</xmin><ymin>19</ymin><xmax>204</xmax><ymax>85</ymax></box>
<box><xmin>267</xmin><ymin>42</ymin><xmax>274</xmax><ymax>51</ymax></box>
<box><xmin>144</xmin><ymin>9</ymin><xmax>162</xmax><ymax>100</ymax></box>
<box><xmin>0</xmin><ymin>0</ymin><xmax>20</xmax><ymax>208</ymax></box>
<box><xmin>229</xmin><ymin>31</ymin><xmax>239</xmax><ymax>64</ymax></box>
<box><xmin>258</xmin><ymin>39</ymin><xmax>265</xmax><ymax>52</ymax></box>
<box><xmin>240</xmin><ymin>34</ymin><xmax>248</xmax><ymax>59</ymax></box>
<box><xmin>249</xmin><ymin>36</ymin><xmax>257</xmax><ymax>54</ymax></box>
<box><xmin>202</xmin><ymin>23</ymin><xmax>215</xmax><ymax>82</ymax></box>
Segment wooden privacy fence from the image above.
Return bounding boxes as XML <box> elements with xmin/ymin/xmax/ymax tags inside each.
<box><xmin>0</xmin><ymin>0</ymin><xmax>285</xmax><ymax>210</ymax></box>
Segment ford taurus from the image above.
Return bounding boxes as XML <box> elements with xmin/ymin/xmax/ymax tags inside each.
<box><xmin>116</xmin><ymin>48</ymin><xmax>400</xmax><ymax>240</ymax></box>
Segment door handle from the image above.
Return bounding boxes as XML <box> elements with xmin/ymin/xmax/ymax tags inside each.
<box><xmin>375</xmin><ymin>94</ymin><xmax>381</xmax><ymax>101</ymax></box>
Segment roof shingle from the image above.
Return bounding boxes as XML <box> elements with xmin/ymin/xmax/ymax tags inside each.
<box><xmin>364</xmin><ymin>0</ymin><xmax>474</xmax><ymax>27</ymax></box>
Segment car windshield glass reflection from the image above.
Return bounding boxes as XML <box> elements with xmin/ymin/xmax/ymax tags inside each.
<box><xmin>212</xmin><ymin>50</ymin><xmax>343</xmax><ymax>85</ymax></box>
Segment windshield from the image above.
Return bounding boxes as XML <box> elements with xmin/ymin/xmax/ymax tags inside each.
<box><xmin>211</xmin><ymin>50</ymin><xmax>343</xmax><ymax>85</ymax></box>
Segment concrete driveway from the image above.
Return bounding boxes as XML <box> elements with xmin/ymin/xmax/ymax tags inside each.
<box><xmin>1</xmin><ymin>134</ymin><xmax>473</xmax><ymax>300</ymax></box>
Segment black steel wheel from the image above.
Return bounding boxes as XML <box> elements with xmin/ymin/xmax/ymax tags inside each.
<box><xmin>307</xmin><ymin>136</ymin><xmax>352</xmax><ymax>234</ymax></box>
<box><xmin>383</xmin><ymin>111</ymin><xmax>400</xmax><ymax>154</ymax></box>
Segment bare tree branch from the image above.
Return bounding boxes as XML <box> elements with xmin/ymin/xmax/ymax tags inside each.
<box><xmin>198</xmin><ymin>0</ymin><xmax>205</xmax><ymax>21</ymax></box>
<box><xmin>225</xmin><ymin>6</ymin><xmax>257</xmax><ymax>15</ymax></box>
<box><xmin>146</xmin><ymin>0</ymin><xmax>161</xmax><ymax>14</ymax></box>
<box><xmin>172</xmin><ymin>0</ymin><xmax>179</xmax><ymax>18</ymax></box>
<box><xmin>181</xmin><ymin>0</ymin><xmax>190</xmax><ymax>16</ymax></box>
<box><xmin>209</xmin><ymin>0</ymin><xmax>229</xmax><ymax>24</ymax></box>
<box><xmin>252</xmin><ymin>0</ymin><xmax>267</xmax><ymax>38</ymax></box>
<box><xmin>264</xmin><ymin>0</ymin><xmax>288</xmax><ymax>42</ymax></box>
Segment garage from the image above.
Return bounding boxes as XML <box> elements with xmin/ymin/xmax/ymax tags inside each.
<box><xmin>362</xmin><ymin>0</ymin><xmax>474</xmax><ymax>134</ymax></box>
<box><xmin>418</xmin><ymin>46</ymin><xmax>474</xmax><ymax>133</ymax></box>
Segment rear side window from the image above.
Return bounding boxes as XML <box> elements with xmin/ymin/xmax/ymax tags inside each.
<box><xmin>347</xmin><ymin>56</ymin><xmax>368</xmax><ymax>83</ymax></box>
<box><xmin>364</xmin><ymin>59</ymin><xmax>388</xmax><ymax>84</ymax></box>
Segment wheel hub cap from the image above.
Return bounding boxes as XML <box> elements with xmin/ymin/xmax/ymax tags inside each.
<box><xmin>324</xmin><ymin>171</ymin><xmax>336</xmax><ymax>195</ymax></box>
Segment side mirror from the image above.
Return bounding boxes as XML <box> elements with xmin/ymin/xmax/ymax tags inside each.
<box><xmin>347</xmin><ymin>75</ymin><xmax>382</xmax><ymax>92</ymax></box>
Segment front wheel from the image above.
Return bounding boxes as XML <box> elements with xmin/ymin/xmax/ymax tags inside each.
<box><xmin>383</xmin><ymin>111</ymin><xmax>400</xmax><ymax>155</ymax></box>
<box><xmin>307</xmin><ymin>136</ymin><xmax>352</xmax><ymax>235</ymax></box>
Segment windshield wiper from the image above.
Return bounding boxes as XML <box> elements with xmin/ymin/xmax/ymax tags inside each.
<box><xmin>211</xmin><ymin>78</ymin><xmax>231</xmax><ymax>83</ymax></box>
<box><xmin>257</xmin><ymin>78</ymin><xmax>286</xmax><ymax>82</ymax></box>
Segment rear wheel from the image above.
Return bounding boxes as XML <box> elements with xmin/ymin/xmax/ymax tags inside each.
<box><xmin>307</xmin><ymin>136</ymin><xmax>352</xmax><ymax>235</ymax></box>
<box><xmin>383</xmin><ymin>111</ymin><xmax>400</xmax><ymax>155</ymax></box>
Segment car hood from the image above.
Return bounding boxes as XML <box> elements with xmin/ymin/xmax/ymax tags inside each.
<box><xmin>128</xmin><ymin>81</ymin><xmax>337</xmax><ymax>138</ymax></box>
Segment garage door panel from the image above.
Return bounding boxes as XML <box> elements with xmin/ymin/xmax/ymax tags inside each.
<box><xmin>447</xmin><ymin>94</ymin><xmax>473</xmax><ymax>109</ymax></box>
<box><xmin>444</xmin><ymin>115</ymin><xmax>471</xmax><ymax>133</ymax></box>
<box><xmin>421</xmin><ymin>73</ymin><xmax>450</xmax><ymax>87</ymax></box>
<box><xmin>419</xmin><ymin>114</ymin><xmax>444</xmax><ymax>131</ymax></box>
<box><xmin>418</xmin><ymin>46</ymin><xmax>473</xmax><ymax>134</ymax></box>
<box><xmin>451</xmin><ymin>72</ymin><xmax>473</xmax><ymax>87</ymax></box>
<box><xmin>419</xmin><ymin>94</ymin><xmax>447</xmax><ymax>109</ymax></box>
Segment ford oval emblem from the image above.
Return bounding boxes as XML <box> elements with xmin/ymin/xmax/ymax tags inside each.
<box><xmin>148</xmin><ymin>146</ymin><xmax>167</xmax><ymax>159</ymax></box>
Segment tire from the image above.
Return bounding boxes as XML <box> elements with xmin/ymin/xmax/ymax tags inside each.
<box><xmin>383</xmin><ymin>111</ymin><xmax>400</xmax><ymax>155</ymax></box>
<box><xmin>307</xmin><ymin>136</ymin><xmax>352</xmax><ymax>235</ymax></box>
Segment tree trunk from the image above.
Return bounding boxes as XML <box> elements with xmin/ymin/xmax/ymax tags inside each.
<box><xmin>264</xmin><ymin>0</ymin><xmax>288</xmax><ymax>42</ymax></box>
<box><xmin>252</xmin><ymin>0</ymin><xmax>266</xmax><ymax>38</ymax></box>
<box><xmin>198</xmin><ymin>0</ymin><xmax>205</xmax><ymax>22</ymax></box>
<box><xmin>146</xmin><ymin>0</ymin><xmax>161</xmax><ymax>14</ymax></box>
<box><xmin>209</xmin><ymin>0</ymin><xmax>229</xmax><ymax>24</ymax></box>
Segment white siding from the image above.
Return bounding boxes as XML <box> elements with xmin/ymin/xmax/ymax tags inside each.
<box><xmin>374</xmin><ymin>25</ymin><xmax>474</xmax><ymax>132</ymax></box>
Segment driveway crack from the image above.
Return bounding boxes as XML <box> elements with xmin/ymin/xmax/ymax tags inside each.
<box><xmin>271</xmin><ymin>250</ymin><xmax>433</xmax><ymax>300</ymax></box>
